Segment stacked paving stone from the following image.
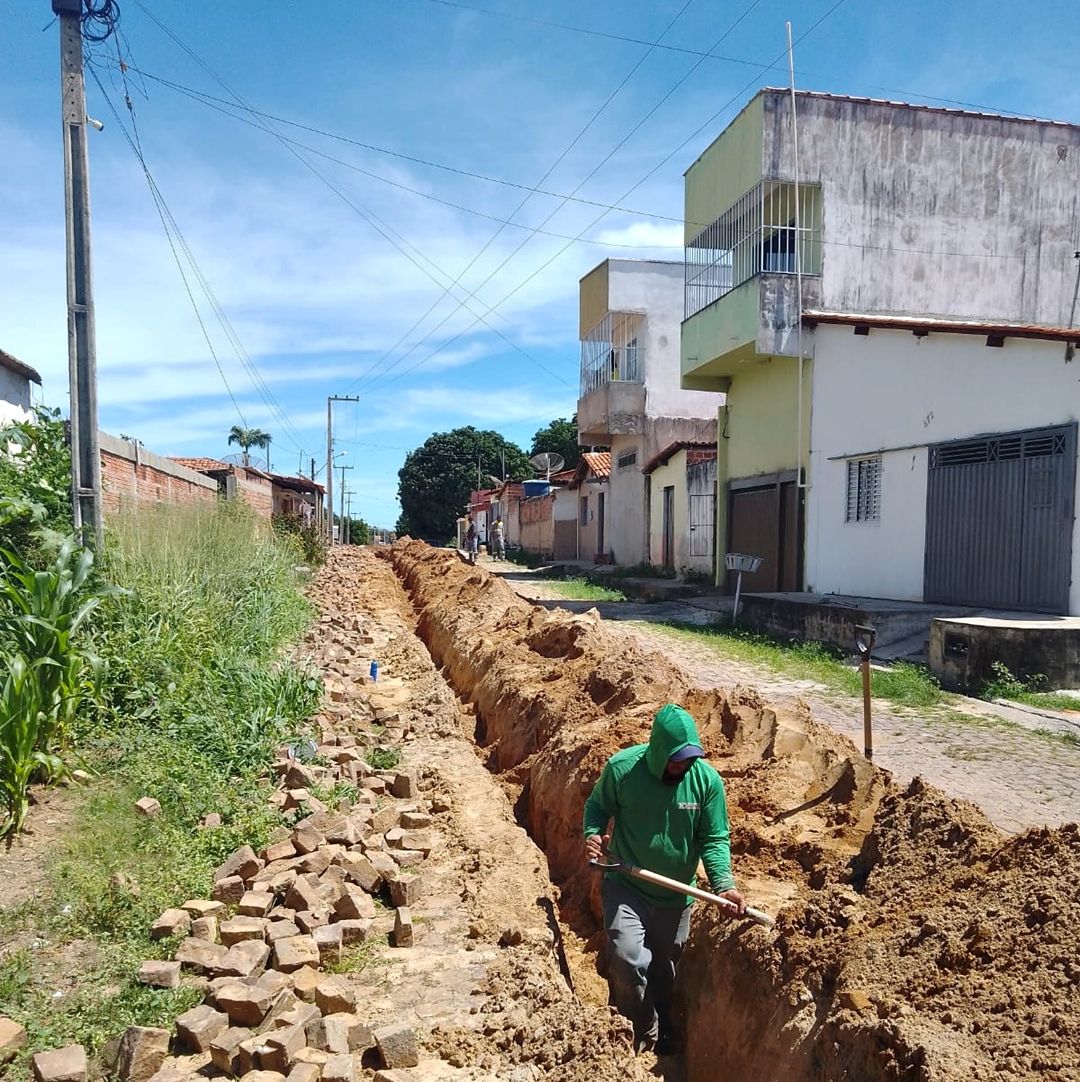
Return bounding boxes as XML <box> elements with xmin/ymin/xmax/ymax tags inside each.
<box><xmin>18</xmin><ymin>604</ymin><xmax>430</xmax><ymax>1082</ymax></box>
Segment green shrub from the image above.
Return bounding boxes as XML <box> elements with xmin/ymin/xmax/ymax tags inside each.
<box><xmin>272</xmin><ymin>512</ymin><xmax>326</xmax><ymax>567</ymax></box>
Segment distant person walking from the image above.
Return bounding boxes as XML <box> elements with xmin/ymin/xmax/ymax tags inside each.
<box><xmin>491</xmin><ymin>516</ymin><xmax>506</xmax><ymax>559</ymax></box>
<box><xmin>465</xmin><ymin>516</ymin><xmax>478</xmax><ymax>564</ymax></box>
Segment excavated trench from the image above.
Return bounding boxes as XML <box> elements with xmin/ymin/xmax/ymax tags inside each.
<box><xmin>382</xmin><ymin>540</ymin><xmax>1080</xmax><ymax>1082</ymax></box>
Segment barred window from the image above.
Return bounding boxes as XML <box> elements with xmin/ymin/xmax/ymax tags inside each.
<box><xmin>845</xmin><ymin>456</ymin><xmax>882</xmax><ymax>523</ymax></box>
<box><xmin>579</xmin><ymin>496</ymin><xmax>589</xmax><ymax>526</ymax></box>
<box><xmin>617</xmin><ymin>450</ymin><xmax>638</xmax><ymax>470</ymax></box>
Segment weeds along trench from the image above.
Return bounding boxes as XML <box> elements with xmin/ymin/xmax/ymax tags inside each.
<box><xmin>382</xmin><ymin>540</ymin><xmax>1080</xmax><ymax>1082</ymax></box>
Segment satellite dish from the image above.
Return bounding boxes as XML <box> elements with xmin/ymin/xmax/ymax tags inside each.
<box><xmin>529</xmin><ymin>452</ymin><xmax>565</xmax><ymax>480</ymax></box>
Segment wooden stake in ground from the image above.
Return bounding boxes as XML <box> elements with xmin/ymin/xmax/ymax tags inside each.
<box><xmin>854</xmin><ymin>625</ymin><xmax>877</xmax><ymax>761</ymax></box>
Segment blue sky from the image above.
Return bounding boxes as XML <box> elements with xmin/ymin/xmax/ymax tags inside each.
<box><xmin>3</xmin><ymin>0</ymin><xmax>1079</xmax><ymax>527</ymax></box>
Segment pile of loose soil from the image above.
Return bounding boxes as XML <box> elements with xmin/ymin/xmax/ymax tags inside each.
<box><xmin>385</xmin><ymin>540</ymin><xmax>1080</xmax><ymax>1082</ymax></box>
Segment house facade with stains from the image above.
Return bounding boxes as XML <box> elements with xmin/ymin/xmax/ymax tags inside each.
<box><xmin>680</xmin><ymin>89</ymin><xmax>1080</xmax><ymax>614</ymax></box>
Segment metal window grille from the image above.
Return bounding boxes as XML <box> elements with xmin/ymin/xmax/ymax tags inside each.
<box><xmin>845</xmin><ymin>456</ymin><xmax>882</xmax><ymax>523</ymax></box>
<box><xmin>580</xmin><ymin>311</ymin><xmax>645</xmax><ymax>395</ymax></box>
<box><xmin>579</xmin><ymin>496</ymin><xmax>589</xmax><ymax>526</ymax></box>
<box><xmin>617</xmin><ymin>450</ymin><xmax>638</xmax><ymax>469</ymax></box>
<box><xmin>685</xmin><ymin>180</ymin><xmax>823</xmax><ymax>319</ymax></box>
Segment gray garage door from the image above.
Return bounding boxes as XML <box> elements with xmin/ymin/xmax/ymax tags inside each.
<box><xmin>924</xmin><ymin>424</ymin><xmax>1076</xmax><ymax>612</ymax></box>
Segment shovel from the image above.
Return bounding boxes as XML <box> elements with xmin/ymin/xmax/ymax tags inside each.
<box><xmin>589</xmin><ymin>855</ymin><xmax>775</xmax><ymax>929</ymax></box>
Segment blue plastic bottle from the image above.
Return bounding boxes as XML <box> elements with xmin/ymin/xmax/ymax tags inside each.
<box><xmin>370</xmin><ymin>660</ymin><xmax>379</xmax><ymax>682</ymax></box>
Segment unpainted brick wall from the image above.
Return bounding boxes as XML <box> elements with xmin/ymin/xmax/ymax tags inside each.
<box><xmin>100</xmin><ymin>450</ymin><xmax>219</xmax><ymax>516</ymax></box>
<box><xmin>519</xmin><ymin>494</ymin><xmax>556</xmax><ymax>556</ymax></box>
<box><xmin>235</xmin><ymin>470</ymin><xmax>274</xmax><ymax>519</ymax></box>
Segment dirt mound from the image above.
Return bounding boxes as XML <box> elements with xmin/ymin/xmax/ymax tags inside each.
<box><xmin>386</xmin><ymin>541</ymin><xmax>1080</xmax><ymax>1082</ymax></box>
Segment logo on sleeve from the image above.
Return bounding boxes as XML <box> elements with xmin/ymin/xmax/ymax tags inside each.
<box><xmin>677</xmin><ymin>801</ymin><xmax>700</xmax><ymax>810</ymax></box>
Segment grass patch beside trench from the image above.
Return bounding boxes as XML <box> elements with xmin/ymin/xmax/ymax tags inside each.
<box><xmin>543</xmin><ymin>577</ymin><xmax>628</xmax><ymax>603</ymax></box>
<box><xmin>640</xmin><ymin>620</ymin><xmax>945</xmax><ymax>709</ymax></box>
<box><xmin>0</xmin><ymin>505</ymin><xmax>319</xmax><ymax>1079</ymax></box>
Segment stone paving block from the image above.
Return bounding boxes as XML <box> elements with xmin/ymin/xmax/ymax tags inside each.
<box><xmin>367</xmin><ymin>851</ymin><xmax>398</xmax><ymax>879</ymax></box>
<box><xmin>284</xmin><ymin>1064</ymin><xmax>321</xmax><ymax>1082</ymax></box>
<box><xmin>0</xmin><ymin>1017</ymin><xmax>27</xmax><ymax>1063</ymax></box>
<box><xmin>237</xmin><ymin>1070</ymin><xmax>286</xmax><ymax>1082</ymax></box>
<box><xmin>334</xmin><ymin>884</ymin><xmax>376</xmax><ymax>921</ymax></box>
<box><xmin>313</xmin><ymin>923</ymin><xmax>343</xmax><ymax>965</ymax></box>
<box><xmin>216</xmin><ymin>845</ymin><xmax>263</xmax><ymax>884</ymax></box>
<box><xmin>398</xmin><ymin>811</ymin><xmax>430</xmax><ymax>829</ymax></box>
<box><xmin>214</xmin><ymin>982</ymin><xmax>273</xmax><ymax>1027</ymax></box>
<box><xmin>371</xmin><ymin>806</ymin><xmax>399</xmax><ymax>834</ymax></box>
<box><xmin>32</xmin><ymin>1044</ymin><xmax>88</xmax><ymax>1082</ymax></box>
<box><xmin>295</xmin><ymin>909</ymin><xmax>331</xmax><ymax>935</ymax></box>
<box><xmin>339</xmin><ymin>853</ymin><xmax>382</xmax><ymax>894</ymax></box>
<box><xmin>175</xmin><ymin>1004</ymin><xmax>229</xmax><ymax>1052</ymax></box>
<box><xmin>296</xmin><ymin>850</ymin><xmax>332</xmax><ymax>877</ymax></box>
<box><xmin>338</xmin><ymin>919</ymin><xmax>371</xmax><ymax>946</ymax></box>
<box><xmin>360</xmin><ymin>777</ymin><xmax>386</xmax><ymax>796</ymax></box>
<box><xmin>221</xmin><ymin>916</ymin><xmax>268</xmax><ymax>946</ymax></box>
<box><xmin>272</xmin><ymin>1002</ymin><xmax>320</xmax><ymax>1033</ymax></box>
<box><xmin>314</xmin><ymin>976</ymin><xmax>358</xmax><ymax>1016</ymax></box>
<box><xmin>214</xmin><ymin>939</ymin><xmax>270</xmax><ymax>979</ymax></box>
<box><xmin>264</xmin><ymin>839</ymin><xmax>298</xmax><ymax>863</ymax></box>
<box><xmin>387</xmin><ymin>873</ymin><xmax>421</xmax><ymax>908</ymax></box>
<box><xmin>392</xmin><ymin>907</ymin><xmax>413</xmax><ymax>948</ymax></box>
<box><xmin>312</xmin><ymin>1014</ymin><xmax>373</xmax><ymax>1056</ymax></box>
<box><xmin>291</xmin><ymin>965</ymin><xmax>323</xmax><ymax>1002</ymax></box>
<box><xmin>191</xmin><ymin>915</ymin><xmax>219</xmax><ymax>942</ymax></box>
<box><xmin>292</xmin><ymin>1047</ymin><xmax>329</xmax><ymax>1068</ymax></box>
<box><xmin>390</xmin><ymin>773</ymin><xmax>416</xmax><ymax>799</ymax></box>
<box><xmin>292</xmin><ymin>823</ymin><xmax>325</xmax><ymax>855</ymax></box>
<box><xmin>321</xmin><ymin>1054</ymin><xmax>356</xmax><ymax>1082</ymax></box>
<box><xmin>285</xmin><ymin>876</ymin><xmax>323</xmax><ymax>913</ymax></box>
<box><xmin>182</xmin><ymin>898</ymin><xmax>226</xmax><ymax>919</ymax></box>
<box><xmin>398</xmin><ymin>831</ymin><xmax>432</xmax><ymax>854</ymax></box>
<box><xmin>373</xmin><ymin>1024</ymin><xmax>419</xmax><ymax>1069</ymax></box>
<box><xmin>116</xmin><ymin>1026</ymin><xmax>169</xmax><ymax>1082</ymax></box>
<box><xmin>265</xmin><ymin>919</ymin><xmax>301</xmax><ymax>944</ymax></box>
<box><xmin>389</xmin><ymin>850</ymin><xmax>425</xmax><ymax>869</ymax></box>
<box><xmin>213</xmin><ymin>876</ymin><xmax>248</xmax><ymax>906</ymax></box>
<box><xmin>260</xmin><ymin>1025</ymin><xmax>306</xmax><ymax>1074</ymax></box>
<box><xmin>134</xmin><ymin>796</ymin><xmax>162</xmax><ymax>818</ymax></box>
<box><xmin>272</xmin><ymin>936</ymin><xmax>321</xmax><ymax>973</ymax></box>
<box><xmin>383</xmin><ymin>827</ymin><xmax>405</xmax><ymax>849</ymax></box>
<box><xmin>373</xmin><ymin>1072</ymin><xmax>414</xmax><ymax>1082</ymax></box>
<box><xmin>175</xmin><ymin>937</ymin><xmax>228</xmax><ymax>974</ymax></box>
<box><xmin>137</xmin><ymin>960</ymin><xmax>181</xmax><ymax>989</ymax></box>
<box><xmin>239</xmin><ymin>892</ymin><xmax>276</xmax><ymax>918</ymax></box>
<box><xmin>210</xmin><ymin>1027</ymin><xmax>251</xmax><ymax>1076</ymax></box>
<box><xmin>150</xmin><ymin>908</ymin><xmax>191</xmax><ymax>940</ymax></box>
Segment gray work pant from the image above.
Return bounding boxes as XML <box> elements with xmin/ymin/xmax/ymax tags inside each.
<box><xmin>601</xmin><ymin>876</ymin><xmax>692</xmax><ymax>1042</ymax></box>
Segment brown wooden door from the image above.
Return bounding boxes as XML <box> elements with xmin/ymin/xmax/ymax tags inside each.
<box><xmin>727</xmin><ymin>476</ymin><xmax>803</xmax><ymax>592</ymax></box>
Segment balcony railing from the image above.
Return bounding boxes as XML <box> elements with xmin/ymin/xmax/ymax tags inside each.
<box><xmin>685</xmin><ymin>179</ymin><xmax>822</xmax><ymax>319</ymax></box>
<box><xmin>580</xmin><ymin>311</ymin><xmax>645</xmax><ymax>395</ymax></box>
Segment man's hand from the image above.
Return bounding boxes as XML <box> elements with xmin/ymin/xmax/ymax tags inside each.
<box><xmin>715</xmin><ymin>887</ymin><xmax>746</xmax><ymax>917</ymax></box>
<box><xmin>585</xmin><ymin>833</ymin><xmax>610</xmax><ymax>864</ymax></box>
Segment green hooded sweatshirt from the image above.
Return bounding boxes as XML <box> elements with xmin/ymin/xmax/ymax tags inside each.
<box><xmin>583</xmin><ymin>703</ymin><xmax>734</xmax><ymax>906</ymax></box>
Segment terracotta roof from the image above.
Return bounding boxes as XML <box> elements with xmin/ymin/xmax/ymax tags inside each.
<box><xmin>169</xmin><ymin>456</ymin><xmax>229</xmax><ymax>473</ymax></box>
<box><xmin>642</xmin><ymin>441</ymin><xmax>717</xmax><ymax>475</ymax></box>
<box><xmin>0</xmin><ymin>348</ymin><xmax>42</xmax><ymax>385</ymax></box>
<box><xmin>549</xmin><ymin>468</ymin><xmax>577</xmax><ymax>485</ymax></box>
<box><xmin>581</xmin><ymin>452</ymin><xmax>611</xmax><ymax>480</ymax></box>
<box><xmin>803</xmin><ymin>310</ymin><xmax>1080</xmax><ymax>345</ymax></box>
<box><xmin>270</xmin><ymin>473</ymin><xmax>324</xmax><ymax>495</ymax></box>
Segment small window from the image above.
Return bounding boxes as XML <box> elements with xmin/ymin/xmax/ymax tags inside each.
<box><xmin>617</xmin><ymin>450</ymin><xmax>638</xmax><ymax>470</ymax></box>
<box><xmin>845</xmin><ymin>456</ymin><xmax>881</xmax><ymax>523</ymax></box>
<box><xmin>579</xmin><ymin>496</ymin><xmax>589</xmax><ymax>526</ymax></box>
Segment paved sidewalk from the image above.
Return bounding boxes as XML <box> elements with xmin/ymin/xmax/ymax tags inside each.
<box><xmin>496</xmin><ymin>568</ymin><xmax>1080</xmax><ymax>834</ymax></box>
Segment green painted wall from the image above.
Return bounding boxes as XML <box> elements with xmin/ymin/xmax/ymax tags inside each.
<box><xmin>681</xmin><ymin>278</ymin><xmax>759</xmax><ymax>383</ymax></box>
<box><xmin>684</xmin><ymin>94</ymin><xmax>765</xmax><ymax>244</ymax></box>
<box><xmin>724</xmin><ymin>357</ymin><xmax>812</xmax><ymax>481</ymax></box>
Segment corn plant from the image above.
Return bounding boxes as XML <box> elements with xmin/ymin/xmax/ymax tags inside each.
<box><xmin>0</xmin><ymin>539</ymin><xmax>104</xmax><ymax>835</ymax></box>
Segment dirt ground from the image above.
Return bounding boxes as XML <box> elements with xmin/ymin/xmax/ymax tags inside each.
<box><xmin>384</xmin><ymin>541</ymin><xmax>1080</xmax><ymax>1082</ymax></box>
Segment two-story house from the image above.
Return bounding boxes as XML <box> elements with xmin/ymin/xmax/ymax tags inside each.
<box><xmin>681</xmin><ymin>89</ymin><xmax>1080</xmax><ymax>615</ymax></box>
<box><xmin>578</xmin><ymin>258</ymin><xmax>717</xmax><ymax>566</ymax></box>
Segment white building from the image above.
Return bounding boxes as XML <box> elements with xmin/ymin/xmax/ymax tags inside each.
<box><xmin>0</xmin><ymin>349</ymin><xmax>42</xmax><ymax>425</ymax></box>
<box><xmin>805</xmin><ymin>316</ymin><xmax>1080</xmax><ymax>615</ymax></box>
<box><xmin>577</xmin><ymin>259</ymin><xmax>717</xmax><ymax>566</ymax></box>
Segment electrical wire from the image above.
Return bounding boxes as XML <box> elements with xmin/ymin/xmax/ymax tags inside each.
<box><xmin>86</xmin><ymin>63</ymin><xmax>308</xmax><ymax>454</ymax></box>
<box><xmin>81</xmin><ymin>0</ymin><xmax>121</xmax><ymax>43</ymax></box>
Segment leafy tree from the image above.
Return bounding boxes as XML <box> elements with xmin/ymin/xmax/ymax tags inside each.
<box><xmin>397</xmin><ymin>427</ymin><xmax>530</xmax><ymax>541</ymax></box>
<box><xmin>529</xmin><ymin>415</ymin><xmax>581</xmax><ymax>471</ymax></box>
<box><xmin>227</xmin><ymin>426</ymin><xmax>272</xmax><ymax>467</ymax></box>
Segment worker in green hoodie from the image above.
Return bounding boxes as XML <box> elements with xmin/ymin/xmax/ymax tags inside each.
<box><xmin>583</xmin><ymin>703</ymin><xmax>744</xmax><ymax>1056</ymax></box>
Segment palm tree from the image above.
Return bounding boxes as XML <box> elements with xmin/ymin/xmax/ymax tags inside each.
<box><xmin>227</xmin><ymin>425</ymin><xmax>272</xmax><ymax>468</ymax></box>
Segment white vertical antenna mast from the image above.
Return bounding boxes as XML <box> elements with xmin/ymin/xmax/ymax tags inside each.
<box><xmin>786</xmin><ymin>21</ymin><xmax>807</xmax><ymax>491</ymax></box>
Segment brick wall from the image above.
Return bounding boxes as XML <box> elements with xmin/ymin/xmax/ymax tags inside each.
<box><xmin>519</xmin><ymin>494</ymin><xmax>555</xmax><ymax>556</ymax></box>
<box><xmin>234</xmin><ymin>469</ymin><xmax>274</xmax><ymax>519</ymax></box>
<box><xmin>100</xmin><ymin>433</ymin><xmax>218</xmax><ymax>516</ymax></box>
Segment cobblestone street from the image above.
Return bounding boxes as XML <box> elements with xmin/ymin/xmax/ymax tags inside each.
<box><xmin>495</xmin><ymin>568</ymin><xmax>1080</xmax><ymax>834</ymax></box>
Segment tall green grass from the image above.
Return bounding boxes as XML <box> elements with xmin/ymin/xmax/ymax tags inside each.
<box><xmin>0</xmin><ymin>503</ymin><xmax>319</xmax><ymax>1076</ymax></box>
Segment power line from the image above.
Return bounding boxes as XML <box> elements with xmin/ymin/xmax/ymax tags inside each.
<box><xmin>340</xmin><ymin>0</ymin><xmax>699</xmax><ymax>396</ymax></box>
<box><xmin>86</xmin><ymin>61</ymin><xmax>307</xmax><ymax>454</ymax></box>
<box><xmin>405</xmin><ymin>0</ymin><xmax>1059</xmax><ymax>123</ymax></box>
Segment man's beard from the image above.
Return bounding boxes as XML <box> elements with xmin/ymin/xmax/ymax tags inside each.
<box><xmin>661</xmin><ymin>770</ymin><xmax>681</xmax><ymax>786</ymax></box>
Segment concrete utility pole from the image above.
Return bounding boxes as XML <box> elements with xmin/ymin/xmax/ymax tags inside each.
<box><xmin>55</xmin><ymin>0</ymin><xmax>103</xmax><ymax>544</ymax></box>
<box><xmin>338</xmin><ymin>464</ymin><xmax>353</xmax><ymax>546</ymax></box>
<box><xmin>325</xmin><ymin>394</ymin><xmax>358</xmax><ymax>545</ymax></box>
<box><xmin>345</xmin><ymin>491</ymin><xmax>353</xmax><ymax>546</ymax></box>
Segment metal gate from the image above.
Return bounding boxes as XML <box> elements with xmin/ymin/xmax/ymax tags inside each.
<box><xmin>689</xmin><ymin>494</ymin><xmax>715</xmax><ymax>557</ymax></box>
<box><xmin>727</xmin><ymin>473</ymin><xmax>802</xmax><ymax>592</ymax></box>
<box><xmin>924</xmin><ymin>424</ymin><xmax>1076</xmax><ymax>612</ymax></box>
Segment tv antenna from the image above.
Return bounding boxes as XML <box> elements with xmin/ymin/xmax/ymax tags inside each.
<box><xmin>528</xmin><ymin>452</ymin><xmax>565</xmax><ymax>481</ymax></box>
